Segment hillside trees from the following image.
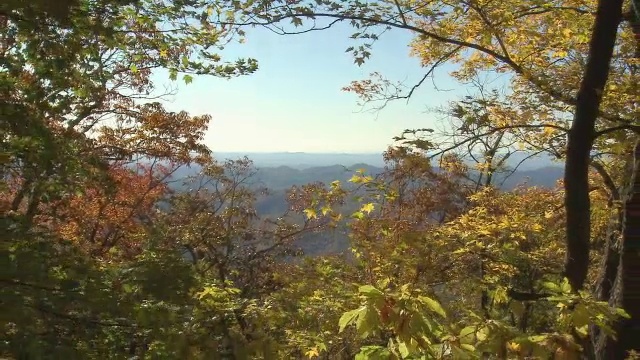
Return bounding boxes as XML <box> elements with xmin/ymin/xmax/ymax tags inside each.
<box><xmin>311</xmin><ymin>143</ymin><xmax>623</xmax><ymax>359</ymax></box>
<box><xmin>3</xmin><ymin>0</ymin><xmax>639</xmax><ymax>358</ymax></box>
<box><xmin>1</xmin><ymin>0</ymin><xmax>269</xmax><ymax>357</ymax></box>
<box><xmin>216</xmin><ymin>0</ymin><xmax>638</xmax><ymax>356</ymax></box>
<box><xmin>1</xmin><ymin>0</ymin><xmax>256</xmax><ymax>252</ymax></box>
<box><xmin>2</xmin><ymin>0</ymin><xmax>363</xmax><ymax>356</ymax></box>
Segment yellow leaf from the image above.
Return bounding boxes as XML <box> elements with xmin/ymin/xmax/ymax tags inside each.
<box><xmin>479</xmin><ymin>229</ymin><xmax>492</xmax><ymax>236</ymax></box>
<box><xmin>303</xmin><ymin>208</ymin><xmax>317</xmax><ymax>219</ymax></box>
<box><xmin>507</xmin><ymin>342</ymin><xmax>521</xmax><ymax>352</ymax></box>
<box><xmin>554</xmin><ymin>50</ymin><xmax>568</xmax><ymax>58</ymax></box>
<box><xmin>360</xmin><ymin>203</ymin><xmax>375</xmax><ymax>214</ymax></box>
<box><xmin>305</xmin><ymin>347</ymin><xmax>319</xmax><ymax>358</ymax></box>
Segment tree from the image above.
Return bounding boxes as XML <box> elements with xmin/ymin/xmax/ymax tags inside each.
<box><xmin>314</xmin><ymin>145</ymin><xmax>624</xmax><ymax>359</ymax></box>
<box><xmin>1</xmin><ymin>0</ymin><xmax>264</xmax><ymax>357</ymax></box>
<box><xmin>4</xmin><ymin>0</ymin><xmax>638</xmax><ymax>358</ymax></box>
<box><xmin>217</xmin><ymin>0</ymin><xmax>638</xmax><ymax>355</ymax></box>
<box><xmin>2</xmin><ymin>0</ymin><xmax>258</xmax><ymax>224</ymax></box>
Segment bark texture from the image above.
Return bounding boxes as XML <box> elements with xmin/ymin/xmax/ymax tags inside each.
<box><xmin>563</xmin><ymin>0</ymin><xmax>623</xmax><ymax>292</ymax></box>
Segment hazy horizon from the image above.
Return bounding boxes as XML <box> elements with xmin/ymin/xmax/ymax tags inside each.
<box><xmin>210</xmin><ymin>150</ymin><xmax>559</xmax><ymax>171</ymax></box>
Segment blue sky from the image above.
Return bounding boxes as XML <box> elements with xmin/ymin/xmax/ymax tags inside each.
<box><xmin>158</xmin><ymin>23</ymin><xmax>469</xmax><ymax>153</ymax></box>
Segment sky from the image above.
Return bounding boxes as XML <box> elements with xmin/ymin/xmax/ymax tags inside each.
<box><xmin>156</xmin><ymin>23</ymin><xmax>471</xmax><ymax>154</ymax></box>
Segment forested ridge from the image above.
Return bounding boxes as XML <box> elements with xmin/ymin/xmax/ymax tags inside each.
<box><xmin>1</xmin><ymin>0</ymin><xmax>639</xmax><ymax>359</ymax></box>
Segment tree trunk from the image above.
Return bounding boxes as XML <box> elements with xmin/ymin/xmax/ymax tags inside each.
<box><xmin>563</xmin><ymin>0</ymin><xmax>623</xmax><ymax>292</ymax></box>
<box><xmin>612</xmin><ymin>141</ymin><xmax>640</xmax><ymax>358</ymax></box>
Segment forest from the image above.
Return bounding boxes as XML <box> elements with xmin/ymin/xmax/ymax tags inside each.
<box><xmin>1</xmin><ymin>0</ymin><xmax>639</xmax><ymax>359</ymax></box>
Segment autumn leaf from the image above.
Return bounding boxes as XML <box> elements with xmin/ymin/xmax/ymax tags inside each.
<box><xmin>305</xmin><ymin>347</ymin><xmax>320</xmax><ymax>358</ymax></box>
<box><xmin>304</xmin><ymin>208</ymin><xmax>317</xmax><ymax>219</ymax></box>
<box><xmin>360</xmin><ymin>203</ymin><xmax>375</xmax><ymax>214</ymax></box>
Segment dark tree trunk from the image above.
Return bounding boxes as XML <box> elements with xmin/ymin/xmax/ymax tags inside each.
<box><xmin>592</xmin><ymin>188</ymin><xmax>624</xmax><ymax>357</ymax></box>
<box><xmin>563</xmin><ymin>0</ymin><xmax>623</xmax><ymax>292</ymax></box>
<box><xmin>614</xmin><ymin>142</ymin><xmax>640</xmax><ymax>357</ymax></box>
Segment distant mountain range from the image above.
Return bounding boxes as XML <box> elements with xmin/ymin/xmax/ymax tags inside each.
<box><xmin>211</xmin><ymin>151</ymin><xmax>561</xmax><ymax>171</ymax></box>
<box><xmin>211</xmin><ymin>152</ymin><xmax>388</xmax><ymax>169</ymax></box>
<box><xmin>170</xmin><ymin>160</ymin><xmax>563</xmax><ymax>218</ymax></box>
<box><xmin>171</xmin><ymin>152</ymin><xmax>564</xmax><ymax>216</ymax></box>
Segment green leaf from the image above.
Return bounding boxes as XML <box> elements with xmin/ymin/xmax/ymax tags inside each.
<box><xmin>122</xmin><ymin>283</ymin><xmax>133</xmax><ymax>293</ymax></box>
<box><xmin>130</xmin><ymin>64</ymin><xmax>138</xmax><ymax>73</ymax></box>
<box><xmin>459</xmin><ymin>326</ymin><xmax>477</xmax><ymax>344</ymax></box>
<box><xmin>541</xmin><ymin>281</ymin><xmax>561</xmax><ymax>293</ymax></box>
<box><xmin>527</xmin><ymin>335</ymin><xmax>548</xmax><ymax>343</ymax></box>
<box><xmin>169</xmin><ymin>69</ymin><xmax>178</xmax><ymax>81</ymax></box>
<box><xmin>616</xmin><ymin>307</ymin><xmax>630</xmax><ymax>318</ymax></box>
<box><xmin>376</xmin><ymin>278</ymin><xmax>391</xmax><ymax>290</ymax></box>
<box><xmin>418</xmin><ymin>296</ymin><xmax>446</xmax><ymax>317</ymax></box>
<box><xmin>460</xmin><ymin>344</ymin><xmax>476</xmax><ymax>352</ymax></box>
<box><xmin>359</xmin><ymin>285</ymin><xmax>384</xmax><ymax>298</ymax></box>
<box><xmin>398</xmin><ymin>341</ymin><xmax>409</xmax><ymax>358</ymax></box>
<box><xmin>571</xmin><ymin>304</ymin><xmax>591</xmax><ymax>327</ymax></box>
<box><xmin>575</xmin><ymin>324</ymin><xmax>589</xmax><ymax>337</ymax></box>
<box><xmin>339</xmin><ymin>306</ymin><xmax>366</xmax><ymax>333</ymax></box>
<box><xmin>183</xmin><ymin>74</ymin><xmax>194</xmax><ymax>85</ymax></box>
<box><xmin>355</xmin><ymin>346</ymin><xmax>390</xmax><ymax>360</ymax></box>
<box><xmin>356</xmin><ymin>306</ymin><xmax>379</xmax><ymax>338</ymax></box>
<box><xmin>352</xmin><ymin>211</ymin><xmax>365</xmax><ymax>220</ymax></box>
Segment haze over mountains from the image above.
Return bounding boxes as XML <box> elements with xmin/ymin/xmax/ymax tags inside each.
<box><xmin>211</xmin><ymin>151</ymin><xmax>560</xmax><ymax>171</ymax></box>
<box><xmin>178</xmin><ymin>151</ymin><xmax>566</xmax><ymax>194</ymax></box>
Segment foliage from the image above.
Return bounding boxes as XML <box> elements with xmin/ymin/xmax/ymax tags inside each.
<box><xmin>3</xmin><ymin>0</ymin><xmax>639</xmax><ymax>358</ymax></box>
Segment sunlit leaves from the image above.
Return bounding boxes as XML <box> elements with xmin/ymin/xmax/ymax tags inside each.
<box><xmin>1</xmin><ymin>1</ymin><xmax>268</xmax><ymax>356</ymax></box>
<box><xmin>41</xmin><ymin>161</ymin><xmax>171</xmax><ymax>259</ymax></box>
<box><xmin>339</xmin><ymin>306</ymin><xmax>368</xmax><ymax>333</ymax></box>
<box><xmin>417</xmin><ymin>295</ymin><xmax>446</xmax><ymax>318</ymax></box>
<box><xmin>5</xmin><ymin>0</ymin><xmax>637</xmax><ymax>358</ymax></box>
<box><xmin>303</xmin><ymin>207</ymin><xmax>317</xmax><ymax>219</ymax></box>
<box><xmin>304</xmin><ymin>347</ymin><xmax>320</xmax><ymax>358</ymax></box>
